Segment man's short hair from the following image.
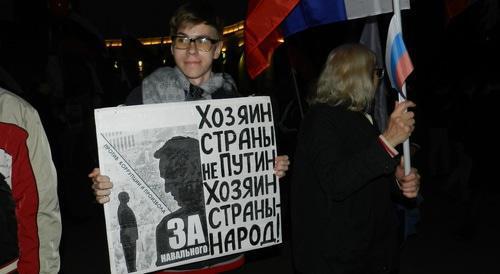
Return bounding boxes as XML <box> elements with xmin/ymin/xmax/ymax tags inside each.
<box><xmin>169</xmin><ymin>0</ymin><xmax>224</xmax><ymax>38</ymax></box>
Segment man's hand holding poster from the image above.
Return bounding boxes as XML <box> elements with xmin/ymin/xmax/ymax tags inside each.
<box><xmin>94</xmin><ymin>97</ymin><xmax>281</xmax><ymax>274</ymax></box>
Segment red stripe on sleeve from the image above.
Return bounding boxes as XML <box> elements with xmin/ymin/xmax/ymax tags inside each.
<box><xmin>2</xmin><ymin>124</ymin><xmax>40</xmax><ymax>273</ymax></box>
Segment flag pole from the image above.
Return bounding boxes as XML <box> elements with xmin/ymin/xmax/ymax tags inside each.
<box><xmin>291</xmin><ymin>68</ymin><xmax>305</xmax><ymax>118</ymax></box>
<box><xmin>400</xmin><ymin>85</ymin><xmax>411</xmax><ymax>175</ymax></box>
<box><xmin>392</xmin><ymin>0</ymin><xmax>411</xmax><ymax>175</ymax></box>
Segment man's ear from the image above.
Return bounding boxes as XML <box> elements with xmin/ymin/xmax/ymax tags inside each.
<box><xmin>213</xmin><ymin>41</ymin><xmax>223</xmax><ymax>60</ymax></box>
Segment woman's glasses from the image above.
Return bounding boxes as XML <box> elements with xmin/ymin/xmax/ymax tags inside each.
<box><xmin>373</xmin><ymin>67</ymin><xmax>385</xmax><ymax>80</ymax></box>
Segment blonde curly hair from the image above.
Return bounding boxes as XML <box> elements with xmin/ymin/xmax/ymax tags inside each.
<box><xmin>309</xmin><ymin>43</ymin><xmax>378</xmax><ymax>112</ymax></box>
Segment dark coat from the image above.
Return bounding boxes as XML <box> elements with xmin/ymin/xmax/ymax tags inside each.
<box><xmin>291</xmin><ymin>104</ymin><xmax>400</xmax><ymax>274</ymax></box>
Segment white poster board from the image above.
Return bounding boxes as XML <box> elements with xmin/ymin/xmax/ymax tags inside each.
<box><xmin>94</xmin><ymin>96</ymin><xmax>282</xmax><ymax>274</ymax></box>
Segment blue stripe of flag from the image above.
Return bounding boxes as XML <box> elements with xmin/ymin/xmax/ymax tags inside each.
<box><xmin>389</xmin><ymin>32</ymin><xmax>408</xmax><ymax>88</ymax></box>
<box><xmin>281</xmin><ymin>0</ymin><xmax>347</xmax><ymax>37</ymax></box>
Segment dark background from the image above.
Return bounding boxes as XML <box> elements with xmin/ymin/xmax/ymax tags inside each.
<box><xmin>1</xmin><ymin>0</ymin><xmax>500</xmax><ymax>273</ymax></box>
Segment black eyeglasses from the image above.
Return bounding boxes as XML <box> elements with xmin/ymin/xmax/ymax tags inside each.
<box><xmin>373</xmin><ymin>67</ymin><xmax>385</xmax><ymax>80</ymax></box>
<box><xmin>172</xmin><ymin>35</ymin><xmax>220</xmax><ymax>52</ymax></box>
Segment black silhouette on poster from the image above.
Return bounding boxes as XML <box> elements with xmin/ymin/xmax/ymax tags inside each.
<box><xmin>153</xmin><ymin>136</ymin><xmax>209</xmax><ymax>266</ymax></box>
<box><xmin>117</xmin><ymin>191</ymin><xmax>138</xmax><ymax>272</ymax></box>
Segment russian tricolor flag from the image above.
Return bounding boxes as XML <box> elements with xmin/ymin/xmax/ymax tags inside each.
<box><xmin>385</xmin><ymin>13</ymin><xmax>414</xmax><ymax>92</ymax></box>
<box><xmin>282</xmin><ymin>0</ymin><xmax>410</xmax><ymax>37</ymax></box>
<box><xmin>245</xmin><ymin>0</ymin><xmax>410</xmax><ymax>79</ymax></box>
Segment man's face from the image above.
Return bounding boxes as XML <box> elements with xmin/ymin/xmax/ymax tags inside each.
<box><xmin>171</xmin><ymin>23</ymin><xmax>222</xmax><ymax>86</ymax></box>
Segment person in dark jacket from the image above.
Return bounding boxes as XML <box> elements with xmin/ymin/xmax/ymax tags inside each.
<box><xmin>89</xmin><ymin>1</ymin><xmax>290</xmax><ymax>273</ymax></box>
<box><xmin>291</xmin><ymin>43</ymin><xmax>420</xmax><ymax>274</ymax></box>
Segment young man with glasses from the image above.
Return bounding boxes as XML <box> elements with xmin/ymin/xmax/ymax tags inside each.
<box><xmin>89</xmin><ymin>1</ymin><xmax>290</xmax><ymax>273</ymax></box>
<box><xmin>122</xmin><ymin>1</ymin><xmax>239</xmax><ymax>105</ymax></box>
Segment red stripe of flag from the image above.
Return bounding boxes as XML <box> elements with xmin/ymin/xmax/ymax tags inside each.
<box><xmin>244</xmin><ymin>0</ymin><xmax>299</xmax><ymax>79</ymax></box>
<box><xmin>395</xmin><ymin>51</ymin><xmax>413</xmax><ymax>89</ymax></box>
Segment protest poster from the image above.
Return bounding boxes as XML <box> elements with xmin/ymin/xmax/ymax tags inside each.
<box><xmin>94</xmin><ymin>96</ymin><xmax>282</xmax><ymax>274</ymax></box>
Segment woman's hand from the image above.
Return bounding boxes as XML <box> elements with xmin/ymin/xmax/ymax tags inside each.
<box><xmin>395</xmin><ymin>158</ymin><xmax>421</xmax><ymax>199</ymax></box>
<box><xmin>382</xmin><ymin>100</ymin><xmax>416</xmax><ymax>147</ymax></box>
